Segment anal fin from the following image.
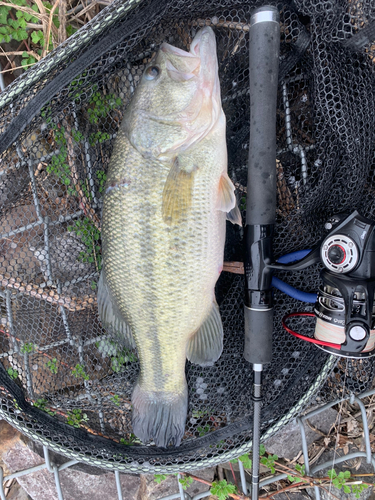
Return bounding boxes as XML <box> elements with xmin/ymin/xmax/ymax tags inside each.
<box><xmin>187</xmin><ymin>302</ymin><xmax>223</xmax><ymax>366</ymax></box>
<box><xmin>97</xmin><ymin>269</ymin><xmax>135</xmax><ymax>349</ymax></box>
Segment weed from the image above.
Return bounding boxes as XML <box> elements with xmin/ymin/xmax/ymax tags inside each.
<box><xmin>238</xmin><ymin>453</ymin><xmax>252</xmax><ymax>469</ymax></box>
<box><xmin>46</xmin><ymin>357</ymin><xmax>58</xmax><ymax>374</ymax></box>
<box><xmin>351</xmin><ymin>483</ymin><xmax>369</xmax><ymax>498</ymax></box>
<box><xmin>71</xmin><ymin>363</ymin><xmax>89</xmax><ymax>381</ymax></box>
<box><xmin>20</xmin><ymin>342</ymin><xmax>34</xmax><ymax>354</ymax></box>
<box><xmin>179</xmin><ymin>476</ymin><xmax>193</xmax><ymax>490</ymax></box>
<box><xmin>197</xmin><ymin>424</ymin><xmax>210</xmax><ymax>436</ymax></box>
<box><xmin>154</xmin><ymin>474</ymin><xmax>167</xmax><ymax>484</ymax></box>
<box><xmin>7</xmin><ymin>367</ymin><xmax>18</xmax><ymax>380</ymax></box>
<box><xmin>210</xmin><ymin>479</ymin><xmax>237</xmax><ymax>500</ymax></box>
<box><xmin>111</xmin><ymin>394</ymin><xmax>120</xmax><ymax>406</ymax></box>
<box><xmin>89</xmin><ymin>131</ymin><xmax>111</xmax><ymax>146</ymax></box>
<box><xmin>119</xmin><ymin>434</ymin><xmax>141</xmax><ymax>445</ymax></box>
<box><xmin>67</xmin><ymin>218</ymin><xmax>102</xmax><ymax>272</ymax></box>
<box><xmin>260</xmin><ymin>453</ymin><xmax>278</xmax><ymax>474</ymax></box>
<box><xmin>66</xmin><ymin>408</ymin><xmax>88</xmax><ymax>428</ymax></box>
<box><xmin>192</xmin><ymin>408</ymin><xmax>210</xmax><ymax>418</ymax></box>
<box><xmin>0</xmin><ymin>0</ymin><xmax>76</xmax><ymax>70</ymax></box>
<box><xmin>111</xmin><ymin>348</ymin><xmax>137</xmax><ymax>373</ymax></box>
<box><xmin>87</xmin><ymin>90</ymin><xmax>122</xmax><ymax>125</ymax></box>
<box><xmin>97</xmin><ymin>170</ymin><xmax>107</xmax><ymax>194</ymax></box>
<box><xmin>33</xmin><ymin>398</ymin><xmax>56</xmax><ymax>416</ymax></box>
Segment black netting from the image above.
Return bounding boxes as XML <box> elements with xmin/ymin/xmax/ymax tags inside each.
<box><xmin>0</xmin><ymin>0</ymin><xmax>373</xmax><ymax>473</ymax></box>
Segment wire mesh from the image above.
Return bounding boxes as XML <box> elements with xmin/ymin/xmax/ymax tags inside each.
<box><xmin>0</xmin><ymin>0</ymin><xmax>374</xmax><ymax>474</ymax></box>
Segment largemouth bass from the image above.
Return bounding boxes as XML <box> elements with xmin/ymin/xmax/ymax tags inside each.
<box><xmin>98</xmin><ymin>26</ymin><xmax>240</xmax><ymax>447</ymax></box>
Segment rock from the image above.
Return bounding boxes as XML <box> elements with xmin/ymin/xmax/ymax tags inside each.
<box><xmin>319</xmin><ymin>483</ymin><xmax>373</xmax><ymax>500</ymax></box>
<box><xmin>185</xmin><ymin>468</ymin><xmax>216</xmax><ymax>498</ymax></box>
<box><xmin>0</xmin><ymin>420</ymin><xmax>24</xmax><ymax>476</ymax></box>
<box><xmin>30</xmin><ymin>230</ymin><xmax>96</xmax><ymax>284</ymax></box>
<box><xmin>5</xmin><ymin>480</ymin><xmax>32</xmax><ymax>500</ymax></box>
<box><xmin>27</xmin><ymin>440</ymin><xmax>107</xmax><ymax>476</ymax></box>
<box><xmin>313</xmin><ymin>444</ymin><xmax>373</xmax><ymax>500</ymax></box>
<box><xmin>273</xmin><ymin>493</ymin><xmax>312</xmax><ymax>500</ymax></box>
<box><xmin>264</xmin><ymin>406</ymin><xmax>338</xmax><ymax>460</ymax></box>
<box><xmin>0</xmin><ymin>204</ymin><xmax>42</xmax><ymax>281</ymax></box>
<box><xmin>0</xmin><ymin>421</ymin><xmax>141</xmax><ymax>500</ymax></box>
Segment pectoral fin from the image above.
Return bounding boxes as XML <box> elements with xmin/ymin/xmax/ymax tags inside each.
<box><xmin>227</xmin><ymin>204</ymin><xmax>242</xmax><ymax>226</ymax></box>
<box><xmin>186</xmin><ymin>302</ymin><xmax>223</xmax><ymax>366</ymax></box>
<box><xmin>218</xmin><ymin>172</ymin><xmax>242</xmax><ymax>226</ymax></box>
<box><xmin>162</xmin><ymin>156</ymin><xmax>195</xmax><ymax>224</ymax></box>
<box><xmin>97</xmin><ymin>269</ymin><xmax>135</xmax><ymax>348</ymax></box>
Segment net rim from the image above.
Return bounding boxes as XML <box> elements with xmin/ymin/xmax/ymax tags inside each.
<box><xmin>0</xmin><ymin>355</ymin><xmax>336</xmax><ymax>473</ymax></box>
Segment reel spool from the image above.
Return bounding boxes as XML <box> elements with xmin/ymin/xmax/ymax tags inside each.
<box><xmin>314</xmin><ymin>285</ymin><xmax>375</xmax><ymax>357</ymax></box>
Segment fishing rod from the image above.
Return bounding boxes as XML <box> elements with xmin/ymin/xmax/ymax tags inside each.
<box><xmin>244</xmin><ymin>7</ymin><xmax>375</xmax><ymax>500</ymax></box>
<box><xmin>244</xmin><ymin>6</ymin><xmax>280</xmax><ymax>500</ymax></box>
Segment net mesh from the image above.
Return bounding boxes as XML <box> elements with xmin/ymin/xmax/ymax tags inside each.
<box><xmin>0</xmin><ymin>0</ymin><xmax>374</xmax><ymax>473</ymax></box>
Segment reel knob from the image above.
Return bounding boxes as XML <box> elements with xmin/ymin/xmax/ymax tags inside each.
<box><xmin>321</xmin><ymin>234</ymin><xmax>359</xmax><ymax>273</ymax></box>
<box><xmin>348</xmin><ymin>324</ymin><xmax>367</xmax><ymax>341</ymax></box>
<box><xmin>327</xmin><ymin>245</ymin><xmax>345</xmax><ymax>265</ymax></box>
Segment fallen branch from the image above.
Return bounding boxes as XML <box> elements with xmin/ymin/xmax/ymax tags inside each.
<box><xmin>44</xmin><ymin>0</ymin><xmax>59</xmax><ymax>56</ymax></box>
<box><xmin>0</xmin><ymin>50</ymin><xmax>41</xmax><ymax>61</ymax></box>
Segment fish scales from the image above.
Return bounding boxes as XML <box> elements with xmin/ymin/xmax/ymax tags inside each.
<box><xmin>103</xmin><ymin>129</ymin><xmax>225</xmax><ymax>390</ymax></box>
<box><xmin>99</xmin><ymin>26</ymin><xmax>240</xmax><ymax>447</ymax></box>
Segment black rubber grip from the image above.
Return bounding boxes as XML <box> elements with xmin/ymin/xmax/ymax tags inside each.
<box><xmin>246</xmin><ymin>6</ymin><xmax>280</xmax><ymax>226</ymax></box>
<box><xmin>244</xmin><ymin>306</ymin><xmax>273</xmax><ymax>364</ymax></box>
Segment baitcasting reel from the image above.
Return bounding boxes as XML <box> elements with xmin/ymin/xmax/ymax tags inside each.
<box><xmin>314</xmin><ymin>211</ymin><xmax>375</xmax><ymax>357</ymax></box>
<box><xmin>274</xmin><ymin>211</ymin><xmax>375</xmax><ymax>358</ymax></box>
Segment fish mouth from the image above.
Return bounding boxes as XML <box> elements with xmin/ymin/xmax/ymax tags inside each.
<box><xmin>189</xmin><ymin>26</ymin><xmax>216</xmax><ymax>57</ymax></box>
<box><xmin>161</xmin><ymin>43</ymin><xmax>196</xmax><ymax>58</ymax></box>
<box><xmin>161</xmin><ymin>42</ymin><xmax>201</xmax><ymax>81</ymax></box>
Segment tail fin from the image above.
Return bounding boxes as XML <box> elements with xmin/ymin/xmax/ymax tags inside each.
<box><xmin>131</xmin><ymin>382</ymin><xmax>188</xmax><ymax>447</ymax></box>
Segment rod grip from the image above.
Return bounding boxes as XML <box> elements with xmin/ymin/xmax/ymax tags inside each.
<box><xmin>244</xmin><ymin>306</ymin><xmax>273</xmax><ymax>364</ymax></box>
<box><xmin>246</xmin><ymin>6</ymin><xmax>280</xmax><ymax>226</ymax></box>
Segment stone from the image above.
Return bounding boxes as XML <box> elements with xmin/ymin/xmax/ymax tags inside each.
<box><xmin>273</xmin><ymin>493</ymin><xmax>312</xmax><ymax>500</ymax></box>
<box><xmin>264</xmin><ymin>406</ymin><xmax>338</xmax><ymax>460</ymax></box>
<box><xmin>0</xmin><ymin>423</ymin><xmax>141</xmax><ymax>500</ymax></box>
<box><xmin>5</xmin><ymin>480</ymin><xmax>32</xmax><ymax>500</ymax></box>
<box><xmin>313</xmin><ymin>444</ymin><xmax>373</xmax><ymax>500</ymax></box>
<box><xmin>318</xmin><ymin>483</ymin><xmax>373</xmax><ymax>500</ymax></box>
<box><xmin>27</xmin><ymin>440</ymin><xmax>107</xmax><ymax>476</ymax></box>
<box><xmin>0</xmin><ymin>420</ymin><xmax>24</xmax><ymax>476</ymax></box>
<box><xmin>185</xmin><ymin>468</ymin><xmax>216</xmax><ymax>498</ymax></box>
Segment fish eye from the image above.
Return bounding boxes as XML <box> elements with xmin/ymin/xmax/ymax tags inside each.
<box><xmin>144</xmin><ymin>65</ymin><xmax>160</xmax><ymax>80</ymax></box>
